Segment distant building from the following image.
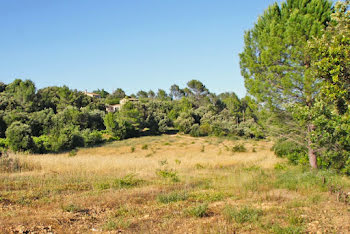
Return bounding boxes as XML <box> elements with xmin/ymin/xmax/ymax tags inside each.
<box><xmin>106</xmin><ymin>97</ymin><xmax>139</xmax><ymax>113</ymax></box>
<box><xmin>84</xmin><ymin>90</ymin><xmax>101</xmax><ymax>98</ymax></box>
<box><xmin>120</xmin><ymin>97</ymin><xmax>139</xmax><ymax>105</ymax></box>
<box><xmin>106</xmin><ymin>104</ymin><xmax>121</xmax><ymax>113</ymax></box>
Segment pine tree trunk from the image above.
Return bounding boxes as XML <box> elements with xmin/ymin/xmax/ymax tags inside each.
<box><xmin>307</xmin><ymin>123</ymin><xmax>317</xmax><ymax>169</ymax></box>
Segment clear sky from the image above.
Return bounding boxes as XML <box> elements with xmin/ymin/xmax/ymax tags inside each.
<box><xmin>0</xmin><ymin>0</ymin><xmax>280</xmax><ymax>97</ymax></box>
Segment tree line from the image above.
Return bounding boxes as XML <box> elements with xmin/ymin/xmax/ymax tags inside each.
<box><xmin>0</xmin><ymin>79</ymin><xmax>262</xmax><ymax>154</ymax></box>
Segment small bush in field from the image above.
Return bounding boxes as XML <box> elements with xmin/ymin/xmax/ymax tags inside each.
<box><xmin>224</xmin><ymin>205</ymin><xmax>262</xmax><ymax>224</ymax></box>
<box><xmin>232</xmin><ymin>144</ymin><xmax>247</xmax><ymax>152</ymax></box>
<box><xmin>141</xmin><ymin>144</ymin><xmax>148</xmax><ymax>150</ymax></box>
<box><xmin>156</xmin><ymin>169</ymin><xmax>179</xmax><ymax>182</ymax></box>
<box><xmin>186</xmin><ymin>203</ymin><xmax>209</xmax><ymax>217</ymax></box>
<box><xmin>157</xmin><ymin>191</ymin><xmax>188</xmax><ymax>203</ymax></box>
<box><xmin>130</xmin><ymin>146</ymin><xmax>135</xmax><ymax>152</ymax></box>
<box><xmin>112</xmin><ymin>174</ymin><xmax>143</xmax><ymax>189</ymax></box>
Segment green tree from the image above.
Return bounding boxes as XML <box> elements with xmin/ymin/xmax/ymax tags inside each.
<box><xmin>239</xmin><ymin>0</ymin><xmax>333</xmax><ymax>169</ymax></box>
<box><xmin>6</xmin><ymin>121</ymin><xmax>34</xmax><ymax>152</ymax></box>
<box><xmin>306</xmin><ymin>1</ymin><xmax>350</xmax><ymax>174</ymax></box>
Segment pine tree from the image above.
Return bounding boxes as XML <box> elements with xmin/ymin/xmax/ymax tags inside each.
<box><xmin>240</xmin><ymin>0</ymin><xmax>333</xmax><ymax>169</ymax></box>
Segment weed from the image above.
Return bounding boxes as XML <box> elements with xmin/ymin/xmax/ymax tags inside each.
<box><xmin>200</xmin><ymin>145</ymin><xmax>205</xmax><ymax>152</ymax></box>
<box><xmin>224</xmin><ymin>205</ymin><xmax>262</xmax><ymax>224</ymax></box>
<box><xmin>175</xmin><ymin>159</ymin><xmax>181</xmax><ymax>165</ymax></box>
<box><xmin>141</xmin><ymin>144</ymin><xmax>148</xmax><ymax>150</ymax></box>
<box><xmin>163</xmin><ymin>142</ymin><xmax>170</xmax><ymax>146</ymax></box>
<box><xmin>130</xmin><ymin>146</ymin><xmax>135</xmax><ymax>152</ymax></box>
<box><xmin>252</xmin><ymin>147</ymin><xmax>256</xmax><ymax>152</ymax></box>
<box><xmin>69</xmin><ymin>149</ymin><xmax>77</xmax><ymax>157</ymax></box>
<box><xmin>103</xmin><ymin>218</ymin><xmax>131</xmax><ymax>231</ymax></box>
<box><xmin>195</xmin><ymin>163</ymin><xmax>205</xmax><ymax>169</ymax></box>
<box><xmin>61</xmin><ymin>203</ymin><xmax>81</xmax><ymax>213</ymax></box>
<box><xmin>157</xmin><ymin>191</ymin><xmax>188</xmax><ymax>204</ymax></box>
<box><xmin>271</xmin><ymin>224</ymin><xmax>304</xmax><ymax>234</ymax></box>
<box><xmin>145</xmin><ymin>153</ymin><xmax>153</xmax><ymax>157</ymax></box>
<box><xmin>288</xmin><ymin>213</ymin><xmax>304</xmax><ymax>226</ymax></box>
<box><xmin>159</xmin><ymin>160</ymin><xmax>168</xmax><ymax>166</ymax></box>
<box><xmin>186</xmin><ymin>203</ymin><xmax>209</xmax><ymax>217</ymax></box>
<box><xmin>113</xmin><ymin>205</ymin><xmax>138</xmax><ymax>217</ymax></box>
<box><xmin>94</xmin><ymin>182</ymin><xmax>110</xmax><ymax>190</ymax></box>
<box><xmin>112</xmin><ymin>174</ymin><xmax>143</xmax><ymax>189</ymax></box>
<box><xmin>274</xmin><ymin>163</ymin><xmax>287</xmax><ymax>170</ymax></box>
<box><xmin>156</xmin><ymin>169</ymin><xmax>179</xmax><ymax>182</ymax></box>
<box><xmin>232</xmin><ymin>144</ymin><xmax>247</xmax><ymax>152</ymax></box>
<box><xmin>190</xmin><ymin>191</ymin><xmax>225</xmax><ymax>202</ymax></box>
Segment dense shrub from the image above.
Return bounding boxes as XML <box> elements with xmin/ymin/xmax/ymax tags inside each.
<box><xmin>5</xmin><ymin>121</ymin><xmax>35</xmax><ymax>152</ymax></box>
<box><xmin>273</xmin><ymin>139</ymin><xmax>308</xmax><ymax>165</ymax></box>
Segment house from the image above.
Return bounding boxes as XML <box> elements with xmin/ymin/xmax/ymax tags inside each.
<box><xmin>84</xmin><ymin>90</ymin><xmax>101</xmax><ymax>98</ymax></box>
<box><xmin>120</xmin><ymin>97</ymin><xmax>138</xmax><ymax>105</ymax></box>
<box><xmin>106</xmin><ymin>104</ymin><xmax>121</xmax><ymax>113</ymax></box>
<box><xmin>106</xmin><ymin>97</ymin><xmax>139</xmax><ymax>113</ymax></box>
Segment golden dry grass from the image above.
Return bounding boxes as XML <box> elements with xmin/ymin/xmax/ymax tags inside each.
<box><xmin>1</xmin><ymin>135</ymin><xmax>349</xmax><ymax>233</ymax></box>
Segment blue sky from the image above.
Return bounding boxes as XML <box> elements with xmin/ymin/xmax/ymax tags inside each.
<box><xmin>0</xmin><ymin>0</ymin><xmax>279</xmax><ymax>97</ymax></box>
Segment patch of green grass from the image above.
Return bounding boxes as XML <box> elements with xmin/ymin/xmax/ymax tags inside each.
<box><xmin>273</xmin><ymin>167</ymin><xmax>346</xmax><ymax>192</ymax></box>
<box><xmin>186</xmin><ymin>203</ymin><xmax>209</xmax><ymax>217</ymax></box>
<box><xmin>190</xmin><ymin>191</ymin><xmax>225</xmax><ymax>202</ymax></box>
<box><xmin>156</xmin><ymin>169</ymin><xmax>179</xmax><ymax>182</ymax></box>
<box><xmin>103</xmin><ymin>218</ymin><xmax>131</xmax><ymax>231</ymax></box>
<box><xmin>94</xmin><ymin>182</ymin><xmax>110</xmax><ymax>190</ymax></box>
<box><xmin>274</xmin><ymin>163</ymin><xmax>287</xmax><ymax>170</ymax></box>
<box><xmin>270</xmin><ymin>224</ymin><xmax>304</xmax><ymax>234</ymax></box>
<box><xmin>113</xmin><ymin>205</ymin><xmax>139</xmax><ymax>217</ymax></box>
<box><xmin>112</xmin><ymin>174</ymin><xmax>144</xmax><ymax>189</ymax></box>
<box><xmin>141</xmin><ymin>144</ymin><xmax>148</xmax><ymax>150</ymax></box>
<box><xmin>130</xmin><ymin>146</ymin><xmax>135</xmax><ymax>153</ymax></box>
<box><xmin>288</xmin><ymin>213</ymin><xmax>305</xmax><ymax>226</ymax></box>
<box><xmin>224</xmin><ymin>205</ymin><xmax>262</xmax><ymax>224</ymax></box>
<box><xmin>163</xmin><ymin>142</ymin><xmax>170</xmax><ymax>146</ymax></box>
<box><xmin>157</xmin><ymin>191</ymin><xmax>188</xmax><ymax>204</ymax></box>
<box><xmin>175</xmin><ymin>159</ymin><xmax>181</xmax><ymax>165</ymax></box>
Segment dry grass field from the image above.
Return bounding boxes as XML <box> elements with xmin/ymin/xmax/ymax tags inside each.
<box><xmin>1</xmin><ymin>134</ymin><xmax>350</xmax><ymax>233</ymax></box>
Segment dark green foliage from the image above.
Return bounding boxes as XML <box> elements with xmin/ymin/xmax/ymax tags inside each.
<box><xmin>232</xmin><ymin>144</ymin><xmax>247</xmax><ymax>153</ymax></box>
<box><xmin>6</xmin><ymin>121</ymin><xmax>34</xmax><ymax>152</ymax></box>
<box><xmin>273</xmin><ymin>139</ymin><xmax>308</xmax><ymax>165</ymax></box>
<box><xmin>0</xmin><ymin>78</ymin><xmax>263</xmax><ymax>154</ymax></box>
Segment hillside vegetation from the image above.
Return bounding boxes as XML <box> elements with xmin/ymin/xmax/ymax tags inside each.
<box><xmin>1</xmin><ymin>135</ymin><xmax>349</xmax><ymax>233</ymax></box>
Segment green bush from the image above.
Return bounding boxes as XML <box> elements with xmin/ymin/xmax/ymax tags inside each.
<box><xmin>33</xmin><ymin>135</ymin><xmax>51</xmax><ymax>153</ymax></box>
<box><xmin>273</xmin><ymin>139</ymin><xmax>308</xmax><ymax>165</ymax></box>
<box><xmin>156</xmin><ymin>169</ymin><xmax>179</xmax><ymax>182</ymax></box>
<box><xmin>5</xmin><ymin>121</ymin><xmax>35</xmax><ymax>152</ymax></box>
<box><xmin>232</xmin><ymin>144</ymin><xmax>247</xmax><ymax>152</ymax></box>
<box><xmin>81</xmin><ymin>129</ymin><xmax>104</xmax><ymax>147</ymax></box>
<box><xmin>186</xmin><ymin>203</ymin><xmax>209</xmax><ymax>217</ymax></box>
